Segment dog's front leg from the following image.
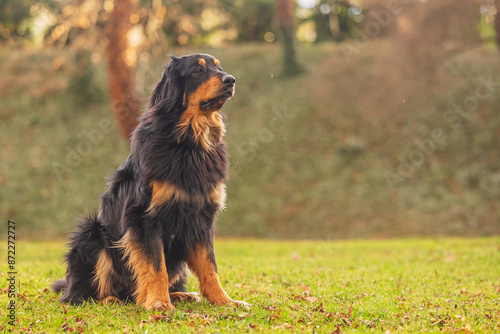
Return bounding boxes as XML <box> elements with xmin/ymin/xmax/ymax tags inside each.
<box><xmin>117</xmin><ymin>230</ymin><xmax>173</xmax><ymax>311</ymax></box>
<box><xmin>187</xmin><ymin>243</ymin><xmax>249</xmax><ymax>307</ymax></box>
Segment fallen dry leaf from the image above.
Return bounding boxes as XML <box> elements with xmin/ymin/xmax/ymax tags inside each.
<box><xmin>303</xmin><ymin>296</ymin><xmax>319</xmax><ymax>303</ymax></box>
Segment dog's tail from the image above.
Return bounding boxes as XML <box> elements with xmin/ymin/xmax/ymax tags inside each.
<box><xmin>52</xmin><ymin>279</ymin><xmax>68</xmax><ymax>293</ymax></box>
<box><xmin>54</xmin><ymin>214</ymin><xmax>113</xmax><ymax>303</ymax></box>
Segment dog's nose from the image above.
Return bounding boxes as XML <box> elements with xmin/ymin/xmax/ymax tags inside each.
<box><xmin>222</xmin><ymin>74</ymin><xmax>235</xmax><ymax>87</ymax></box>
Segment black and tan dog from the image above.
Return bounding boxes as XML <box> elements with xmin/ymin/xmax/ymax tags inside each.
<box><xmin>53</xmin><ymin>54</ymin><xmax>248</xmax><ymax>311</ymax></box>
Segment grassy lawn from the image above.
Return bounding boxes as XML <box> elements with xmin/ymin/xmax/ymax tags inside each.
<box><xmin>1</xmin><ymin>238</ymin><xmax>498</xmax><ymax>333</ymax></box>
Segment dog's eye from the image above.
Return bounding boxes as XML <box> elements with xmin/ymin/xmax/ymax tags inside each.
<box><xmin>195</xmin><ymin>67</ymin><xmax>204</xmax><ymax>73</ymax></box>
<box><xmin>217</xmin><ymin>66</ymin><xmax>223</xmax><ymax>71</ymax></box>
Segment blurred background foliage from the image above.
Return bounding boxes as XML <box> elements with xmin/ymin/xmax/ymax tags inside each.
<box><xmin>0</xmin><ymin>0</ymin><xmax>364</xmax><ymax>46</ymax></box>
<box><xmin>1</xmin><ymin>0</ymin><xmax>500</xmax><ymax>239</ymax></box>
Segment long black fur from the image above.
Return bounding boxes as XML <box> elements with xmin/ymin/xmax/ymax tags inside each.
<box><xmin>53</xmin><ymin>54</ymin><xmax>235</xmax><ymax>305</ymax></box>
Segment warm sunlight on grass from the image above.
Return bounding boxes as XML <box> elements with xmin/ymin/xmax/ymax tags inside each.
<box><xmin>1</xmin><ymin>238</ymin><xmax>498</xmax><ymax>333</ymax></box>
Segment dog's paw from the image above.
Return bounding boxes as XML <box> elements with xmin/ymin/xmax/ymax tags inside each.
<box><xmin>146</xmin><ymin>300</ymin><xmax>175</xmax><ymax>311</ymax></box>
<box><xmin>170</xmin><ymin>291</ymin><xmax>200</xmax><ymax>302</ymax></box>
<box><xmin>231</xmin><ymin>300</ymin><xmax>252</xmax><ymax>309</ymax></box>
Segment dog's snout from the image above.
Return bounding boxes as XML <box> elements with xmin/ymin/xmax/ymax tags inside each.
<box><xmin>222</xmin><ymin>74</ymin><xmax>235</xmax><ymax>87</ymax></box>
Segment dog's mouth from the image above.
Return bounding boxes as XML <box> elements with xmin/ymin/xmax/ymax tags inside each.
<box><xmin>200</xmin><ymin>88</ymin><xmax>234</xmax><ymax>111</ymax></box>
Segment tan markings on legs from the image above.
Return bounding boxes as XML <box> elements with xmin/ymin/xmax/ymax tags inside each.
<box><xmin>186</xmin><ymin>245</ymin><xmax>232</xmax><ymax>305</ymax></box>
<box><xmin>168</xmin><ymin>273</ymin><xmax>180</xmax><ymax>288</ymax></box>
<box><xmin>168</xmin><ymin>266</ymin><xmax>200</xmax><ymax>302</ymax></box>
<box><xmin>92</xmin><ymin>249</ymin><xmax>114</xmax><ymax>299</ymax></box>
<box><xmin>116</xmin><ymin>232</ymin><xmax>173</xmax><ymax>310</ymax></box>
<box><xmin>170</xmin><ymin>292</ymin><xmax>200</xmax><ymax>302</ymax></box>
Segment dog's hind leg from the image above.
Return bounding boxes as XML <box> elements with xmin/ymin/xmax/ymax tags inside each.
<box><xmin>169</xmin><ymin>292</ymin><xmax>200</xmax><ymax>302</ymax></box>
<box><xmin>169</xmin><ymin>270</ymin><xmax>200</xmax><ymax>302</ymax></box>
<box><xmin>92</xmin><ymin>238</ymin><xmax>133</xmax><ymax>305</ymax></box>
<box><xmin>92</xmin><ymin>248</ymin><xmax>120</xmax><ymax>301</ymax></box>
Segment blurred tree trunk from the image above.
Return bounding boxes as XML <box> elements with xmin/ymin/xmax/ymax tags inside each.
<box><xmin>330</xmin><ymin>0</ymin><xmax>348</xmax><ymax>41</ymax></box>
<box><xmin>104</xmin><ymin>0</ymin><xmax>140</xmax><ymax>141</ymax></box>
<box><xmin>496</xmin><ymin>0</ymin><xmax>500</xmax><ymax>49</ymax></box>
<box><xmin>275</xmin><ymin>0</ymin><xmax>302</xmax><ymax>76</ymax></box>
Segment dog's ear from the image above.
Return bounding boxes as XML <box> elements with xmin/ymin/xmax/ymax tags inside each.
<box><xmin>149</xmin><ymin>56</ymin><xmax>184</xmax><ymax>112</ymax></box>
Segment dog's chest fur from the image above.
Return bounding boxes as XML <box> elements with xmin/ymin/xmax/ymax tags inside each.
<box><xmin>131</xmin><ymin>123</ymin><xmax>228</xmax><ymax>217</ymax></box>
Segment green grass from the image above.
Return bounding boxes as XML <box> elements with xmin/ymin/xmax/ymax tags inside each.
<box><xmin>1</xmin><ymin>238</ymin><xmax>499</xmax><ymax>332</ymax></box>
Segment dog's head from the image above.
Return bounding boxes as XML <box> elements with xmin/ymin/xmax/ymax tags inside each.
<box><xmin>149</xmin><ymin>53</ymin><xmax>235</xmax><ymax>114</ymax></box>
<box><xmin>147</xmin><ymin>54</ymin><xmax>234</xmax><ymax>150</ymax></box>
